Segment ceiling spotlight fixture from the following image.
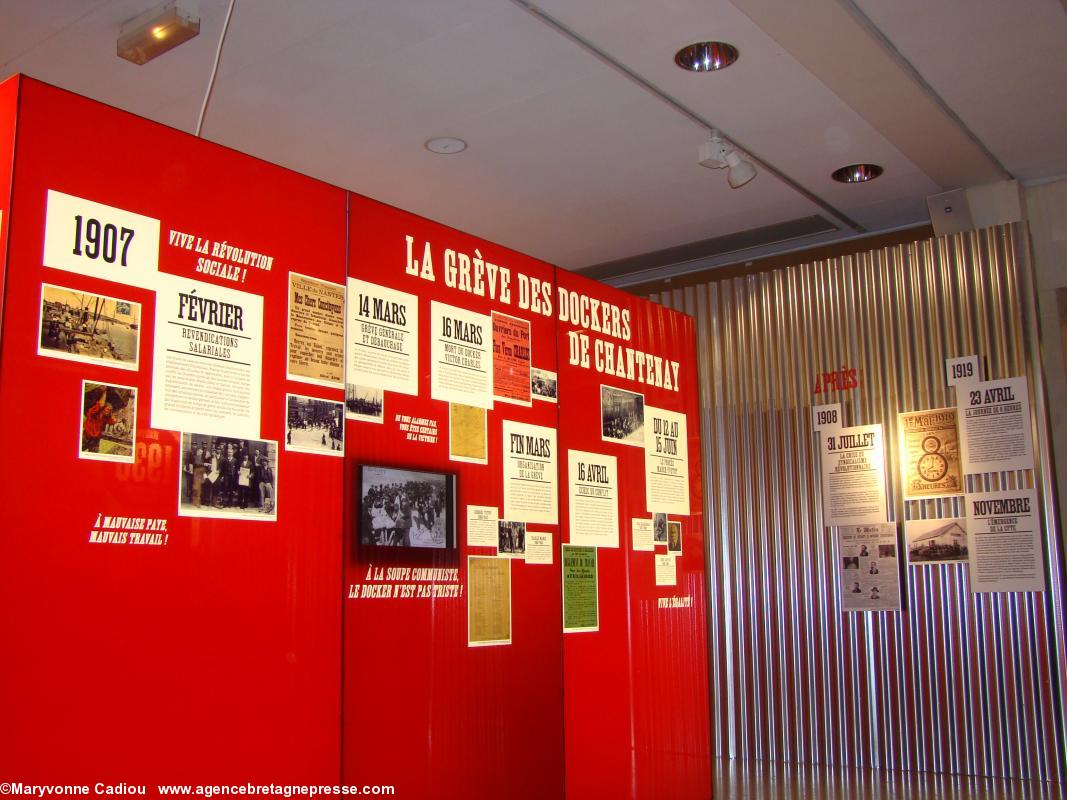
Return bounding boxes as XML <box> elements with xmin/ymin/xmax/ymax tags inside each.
<box><xmin>675</xmin><ymin>41</ymin><xmax>739</xmax><ymax>72</ymax></box>
<box><xmin>425</xmin><ymin>137</ymin><xmax>468</xmax><ymax>155</ymax></box>
<box><xmin>832</xmin><ymin>163</ymin><xmax>883</xmax><ymax>183</ymax></box>
<box><xmin>117</xmin><ymin>2</ymin><xmax>200</xmax><ymax>65</ymax></box>
<box><xmin>699</xmin><ymin>132</ymin><xmax>757</xmax><ymax>188</ymax></box>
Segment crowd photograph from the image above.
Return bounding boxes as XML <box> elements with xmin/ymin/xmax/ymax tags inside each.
<box><xmin>601</xmin><ymin>385</ymin><xmax>645</xmax><ymax>446</ymax></box>
<box><xmin>286</xmin><ymin>394</ymin><xmax>344</xmax><ymax>455</ymax></box>
<box><xmin>180</xmin><ymin>433</ymin><xmax>278</xmax><ymax>519</ymax></box>
<box><xmin>360</xmin><ymin>466</ymin><xmax>454</xmax><ymax>549</ymax></box>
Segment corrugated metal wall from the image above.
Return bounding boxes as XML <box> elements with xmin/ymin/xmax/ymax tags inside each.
<box><xmin>652</xmin><ymin>223</ymin><xmax>1067</xmax><ymax>782</ymax></box>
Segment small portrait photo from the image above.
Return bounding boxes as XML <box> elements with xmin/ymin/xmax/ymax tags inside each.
<box><xmin>179</xmin><ymin>434</ymin><xmax>278</xmax><ymax>521</ymax></box>
<box><xmin>878</xmin><ymin>544</ymin><xmax>896</xmax><ymax>559</ymax></box>
<box><xmin>600</xmin><ymin>385</ymin><xmax>645</xmax><ymax>447</ymax></box>
<box><xmin>345</xmin><ymin>384</ymin><xmax>384</xmax><ymax>423</ymax></box>
<box><xmin>498</xmin><ymin>520</ymin><xmax>527</xmax><ymax>557</ymax></box>
<box><xmin>80</xmin><ymin>381</ymin><xmax>136</xmax><ymax>462</ymax></box>
<box><xmin>868</xmin><ymin>561</ymin><xmax>879</xmax><ymax>575</ymax></box>
<box><xmin>859</xmin><ymin>545</ymin><xmax>870</xmax><ymax>557</ymax></box>
<box><xmin>653</xmin><ymin>512</ymin><xmax>668</xmax><ymax>543</ymax></box>
<box><xmin>850</xmin><ymin>581</ymin><xmax>862</xmax><ymax>594</ymax></box>
<box><xmin>870</xmin><ymin>587</ymin><xmax>881</xmax><ymax>600</ymax></box>
<box><xmin>285</xmin><ymin>394</ymin><xmax>344</xmax><ymax>456</ymax></box>
<box><xmin>40</xmin><ymin>284</ymin><xmax>140</xmax><ymax>370</ymax></box>
<box><xmin>667</xmin><ymin>521</ymin><xmax>682</xmax><ymax>554</ymax></box>
<box><xmin>360</xmin><ymin>465</ymin><xmax>455</xmax><ymax>549</ymax></box>
<box><xmin>531</xmin><ymin>368</ymin><xmax>558</xmax><ymax>402</ymax></box>
<box><xmin>842</xmin><ymin>556</ymin><xmax>860</xmax><ymax>570</ymax></box>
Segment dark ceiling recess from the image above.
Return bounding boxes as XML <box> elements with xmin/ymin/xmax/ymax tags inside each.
<box><xmin>579</xmin><ymin>215</ymin><xmax>839</xmax><ymax>281</ymax></box>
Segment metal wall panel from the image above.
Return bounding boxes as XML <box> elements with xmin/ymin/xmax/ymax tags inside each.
<box><xmin>651</xmin><ymin>224</ymin><xmax>1067</xmax><ymax>782</ymax></box>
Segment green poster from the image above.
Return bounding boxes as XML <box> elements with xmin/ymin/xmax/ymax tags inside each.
<box><xmin>562</xmin><ymin>544</ymin><xmax>598</xmax><ymax>632</ymax></box>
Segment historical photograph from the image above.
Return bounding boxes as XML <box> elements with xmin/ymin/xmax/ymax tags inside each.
<box><xmin>360</xmin><ymin>465</ymin><xmax>455</xmax><ymax>549</ymax></box>
<box><xmin>498</xmin><ymin>520</ymin><xmax>527</xmax><ymax>557</ymax></box>
<box><xmin>179</xmin><ymin>433</ymin><xmax>278</xmax><ymax>520</ymax></box>
<box><xmin>80</xmin><ymin>381</ymin><xmax>136</xmax><ymax>462</ymax></box>
<box><xmin>286</xmin><ymin>394</ymin><xmax>343</xmax><ymax>456</ymax></box>
<box><xmin>653</xmin><ymin>512</ymin><xmax>668</xmax><ymax>543</ymax></box>
<box><xmin>40</xmin><ymin>284</ymin><xmax>140</xmax><ymax>370</ymax></box>
<box><xmin>667</xmin><ymin>521</ymin><xmax>682</xmax><ymax>553</ymax></box>
<box><xmin>531</xmin><ymin>367</ymin><xmax>558</xmax><ymax>402</ymax></box>
<box><xmin>601</xmin><ymin>384</ymin><xmax>645</xmax><ymax>446</ymax></box>
<box><xmin>345</xmin><ymin>383</ymin><xmax>384</xmax><ymax>423</ymax></box>
<box><xmin>905</xmin><ymin>517</ymin><xmax>968</xmax><ymax>564</ymax></box>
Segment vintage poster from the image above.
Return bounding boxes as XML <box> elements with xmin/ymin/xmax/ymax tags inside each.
<box><xmin>966</xmin><ymin>489</ymin><xmax>1045</xmax><ymax>593</ymax></box>
<box><xmin>525</xmin><ymin>531</ymin><xmax>553</xmax><ymax>565</ymax></box>
<box><xmin>449</xmin><ymin>402</ymin><xmax>487</xmax><ymax>464</ymax></box>
<box><xmin>39</xmin><ymin>284</ymin><xmax>141</xmax><ymax>371</ymax></box>
<box><xmin>562</xmin><ymin>545</ymin><xmax>598</xmax><ymax>632</ymax></box>
<box><xmin>346</xmin><ymin>278</ymin><xmax>419</xmax><ymax>396</ymax></box>
<box><xmin>899</xmin><ymin>407</ymin><xmax>962</xmax><ymax>499</ymax></box>
<box><xmin>567</xmin><ymin>449</ymin><xmax>619</xmax><ymax>548</ymax></box>
<box><xmin>601</xmin><ymin>384</ymin><xmax>645</xmax><ymax>447</ymax></box>
<box><xmin>502</xmin><ymin>420</ymin><xmax>558</xmax><ymax>524</ymax></box>
<box><xmin>905</xmin><ymin>517</ymin><xmax>968</xmax><ymax>565</ymax></box>
<box><xmin>466</xmin><ymin>505</ymin><xmax>499</xmax><ymax>548</ymax></box>
<box><xmin>839</xmin><ymin>523</ymin><xmax>900</xmax><ymax>611</ymax></box>
<box><xmin>631</xmin><ymin>518</ymin><xmax>654</xmax><ymax>551</ymax></box>
<box><xmin>79</xmin><ymin>381</ymin><xmax>136</xmax><ymax>463</ymax></box>
<box><xmin>431</xmin><ymin>300</ymin><xmax>493</xmax><ymax>409</ymax></box>
<box><xmin>468</xmin><ymin>556</ymin><xmax>511</xmax><ymax>647</ymax></box>
<box><xmin>819</xmin><ymin>424</ymin><xmax>888</xmax><ymax>527</ymax></box>
<box><xmin>178</xmin><ymin>433</ymin><xmax>277</xmax><ymax>521</ymax></box>
<box><xmin>284</xmin><ymin>394</ymin><xmax>344</xmax><ymax>456</ymax></box>
<box><xmin>958</xmin><ymin>376</ymin><xmax>1035</xmax><ymax>475</ymax></box>
<box><xmin>151</xmin><ymin>275</ymin><xmax>263</xmax><ymax>438</ymax></box>
<box><xmin>655</xmin><ymin>554</ymin><xmax>677</xmax><ymax>586</ymax></box>
<box><xmin>286</xmin><ymin>272</ymin><xmax>344</xmax><ymax>387</ymax></box>
<box><xmin>43</xmin><ymin>189</ymin><xmax>160</xmax><ymax>289</ymax></box>
<box><xmin>644</xmin><ymin>406</ymin><xmax>690</xmax><ymax>515</ymax></box>
<box><xmin>492</xmin><ymin>311</ymin><xmax>532</xmax><ymax>406</ymax></box>
<box><xmin>497</xmin><ymin>520</ymin><xmax>526</xmax><ymax>558</ymax></box>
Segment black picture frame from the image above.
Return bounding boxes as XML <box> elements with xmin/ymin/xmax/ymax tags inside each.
<box><xmin>358</xmin><ymin>464</ymin><xmax>457</xmax><ymax>549</ymax></box>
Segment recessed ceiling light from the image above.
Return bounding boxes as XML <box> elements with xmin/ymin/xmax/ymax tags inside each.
<box><xmin>832</xmin><ymin>164</ymin><xmax>883</xmax><ymax>183</ymax></box>
<box><xmin>674</xmin><ymin>42</ymin><xmax>738</xmax><ymax>72</ymax></box>
<box><xmin>425</xmin><ymin>137</ymin><xmax>467</xmax><ymax>155</ymax></box>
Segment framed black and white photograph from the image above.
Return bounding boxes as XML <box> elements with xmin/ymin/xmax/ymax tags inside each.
<box><xmin>653</xmin><ymin>512</ymin><xmax>668</xmax><ymax>543</ymax></box>
<box><xmin>667</xmin><ymin>521</ymin><xmax>682</xmax><ymax>554</ymax></box>
<box><xmin>346</xmin><ymin>383</ymin><xmax>384</xmax><ymax>423</ymax></box>
<box><xmin>179</xmin><ymin>433</ymin><xmax>278</xmax><ymax>521</ymax></box>
<box><xmin>600</xmin><ymin>384</ymin><xmax>645</xmax><ymax>447</ymax></box>
<box><xmin>80</xmin><ymin>380</ymin><xmax>136</xmax><ymax>462</ymax></box>
<box><xmin>41</xmin><ymin>284</ymin><xmax>140</xmax><ymax>370</ymax></box>
<box><xmin>531</xmin><ymin>368</ymin><xmax>558</xmax><ymax>403</ymax></box>
<box><xmin>498</xmin><ymin>520</ymin><xmax>526</xmax><ymax>557</ymax></box>
<box><xmin>905</xmin><ymin>517</ymin><xmax>968</xmax><ymax>565</ymax></box>
<box><xmin>359</xmin><ymin>465</ymin><xmax>456</xmax><ymax>549</ymax></box>
<box><xmin>286</xmin><ymin>394</ymin><xmax>344</xmax><ymax>456</ymax></box>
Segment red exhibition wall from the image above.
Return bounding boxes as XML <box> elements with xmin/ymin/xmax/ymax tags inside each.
<box><xmin>0</xmin><ymin>76</ymin><xmax>710</xmax><ymax>799</ymax></box>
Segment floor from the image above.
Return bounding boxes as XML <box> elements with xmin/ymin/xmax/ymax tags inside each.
<box><xmin>713</xmin><ymin>757</ymin><xmax>1067</xmax><ymax>799</ymax></box>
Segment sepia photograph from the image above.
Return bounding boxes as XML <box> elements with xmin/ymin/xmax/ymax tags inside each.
<box><xmin>179</xmin><ymin>433</ymin><xmax>278</xmax><ymax>521</ymax></box>
<box><xmin>498</xmin><ymin>520</ymin><xmax>527</xmax><ymax>557</ymax></box>
<box><xmin>80</xmin><ymin>381</ymin><xmax>136</xmax><ymax>462</ymax></box>
<box><xmin>905</xmin><ymin>517</ymin><xmax>968</xmax><ymax>564</ymax></box>
<box><xmin>40</xmin><ymin>284</ymin><xmax>140</xmax><ymax>370</ymax></box>
<box><xmin>667</xmin><ymin>521</ymin><xmax>682</xmax><ymax>554</ymax></box>
<box><xmin>345</xmin><ymin>383</ymin><xmax>384</xmax><ymax>423</ymax></box>
<box><xmin>531</xmin><ymin>368</ymin><xmax>558</xmax><ymax>402</ymax></box>
<box><xmin>286</xmin><ymin>394</ymin><xmax>344</xmax><ymax>456</ymax></box>
<box><xmin>601</xmin><ymin>384</ymin><xmax>645</xmax><ymax>446</ymax></box>
<box><xmin>359</xmin><ymin>465</ymin><xmax>455</xmax><ymax>549</ymax></box>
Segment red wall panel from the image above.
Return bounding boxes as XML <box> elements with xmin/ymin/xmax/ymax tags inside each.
<box><xmin>0</xmin><ymin>75</ymin><xmax>19</xmax><ymax>332</ymax></box>
<box><xmin>555</xmin><ymin>270</ymin><xmax>711</xmax><ymax>800</ymax></box>
<box><xmin>342</xmin><ymin>194</ymin><xmax>565</xmax><ymax>798</ymax></box>
<box><xmin>0</xmin><ymin>79</ymin><xmax>345</xmax><ymax>785</ymax></box>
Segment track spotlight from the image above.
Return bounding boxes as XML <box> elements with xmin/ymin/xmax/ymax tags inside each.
<box><xmin>698</xmin><ymin>132</ymin><xmax>757</xmax><ymax>188</ymax></box>
<box><xmin>117</xmin><ymin>2</ymin><xmax>200</xmax><ymax>65</ymax></box>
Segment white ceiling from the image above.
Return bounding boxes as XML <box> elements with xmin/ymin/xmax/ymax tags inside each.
<box><xmin>1</xmin><ymin>0</ymin><xmax>1064</xmax><ymax>275</ymax></box>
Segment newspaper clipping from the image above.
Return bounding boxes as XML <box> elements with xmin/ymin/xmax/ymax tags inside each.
<box><xmin>287</xmin><ymin>272</ymin><xmax>344</xmax><ymax>387</ymax></box>
<box><xmin>839</xmin><ymin>523</ymin><xmax>900</xmax><ymax>611</ymax></box>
